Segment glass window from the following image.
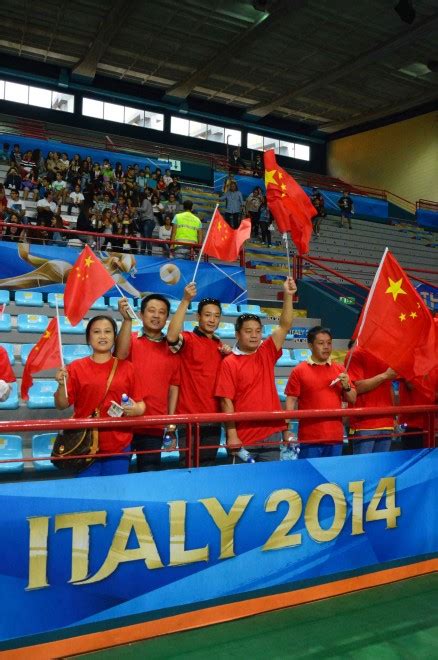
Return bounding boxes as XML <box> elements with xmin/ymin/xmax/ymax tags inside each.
<box><xmin>279</xmin><ymin>140</ymin><xmax>295</xmax><ymax>158</ymax></box>
<box><xmin>224</xmin><ymin>128</ymin><xmax>241</xmax><ymax>147</ymax></box>
<box><xmin>171</xmin><ymin>116</ymin><xmax>189</xmax><ymax>136</ymax></box>
<box><xmin>294</xmin><ymin>143</ymin><xmax>310</xmax><ymax>161</ymax></box>
<box><xmin>0</xmin><ymin>80</ymin><xmax>4</xmax><ymax>100</ymax></box>
<box><xmin>103</xmin><ymin>102</ymin><xmax>124</xmax><ymax>123</ymax></box>
<box><xmin>189</xmin><ymin>120</ymin><xmax>207</xmax><ymax>139</ymax></box>
<box><xmin>247</xmin><ymin>133</ymin><xmax>265</xmax><ymax>151</ymax></box>
<box><xmin>124</xmin><ymin>106</ymin><xmax>144</xmax><ymax>127</ymax></box>
<box><xmin>206</xmin><ymin>124</ymin><xmax>225</xmax><ymax>143</ymax></box>
<box><xmin>82</xmin><ymin>97</ymin><xmax>103</xmax><ymax>119</ymax></box>
<box><xmin>144</xmin><ymin>111</ymin><xmax>164</xmax><ymax>131</ymax></box>
<box><xmin>52</xmin><ymin>92</ymin><xmax>74</xmax><ymax>113</ymax></box>
<box><xmin>4</xmin><ymin>81</ymin><xmax>28</xmax><ymax>105</ymax></box>
<box><xmin>28</xmin><ymin>86</ymin><xmax>51</xmax><ymax>109</ymax></box>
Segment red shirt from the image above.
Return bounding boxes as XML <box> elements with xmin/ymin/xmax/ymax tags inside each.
<box><xmin>0</xmin><ymin>347</ymin><xmax>16</xmax><ymax>382</ymax></box>
<box><xmin>215</xmin><ymin>337</ymin><xmax>286</xmax><ymax>445</ymax></box>
<box><xmin>128</xmin><ymin>334</ymin><xmax>180</xmax><ymax>435</ymax></box>
<box><xmin>398</xmin><ymin>368</ymin><xmax>438</xmax><ymax>428</ymax></box>
<box><xmin>347</xmin><ymin>348</ymin><xmax>394</xmax><ymax>430</ymax></box>
<box><xmin>176</xmin><ymin>330</ymin><xmax>224</xmax><ymax>414</ymax></box>
<box><xmin>285</xmin><ymin>361</ymin><xmax>347</xmax><ymax>444</ymax></box>
<box><xmin>67</xmin><ymin>356</ymin><xmax>141</xmax><ymax>453</ymax></box>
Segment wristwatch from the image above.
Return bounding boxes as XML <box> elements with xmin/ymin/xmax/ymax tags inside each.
<box><xmin>343</xmin><ymin>385</ymin><xmax>352</xmax><ymax>392</ymax></box>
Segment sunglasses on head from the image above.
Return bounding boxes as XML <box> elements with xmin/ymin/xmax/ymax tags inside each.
<box><xmin>238</xmin><ymin>313</ymin><xmax>261</xmax><ymax>322</ymax></box>
<box><xmin>200</xmin><ymin>298</ymin><xmax>221</xmax><ymax>307</ymax></box>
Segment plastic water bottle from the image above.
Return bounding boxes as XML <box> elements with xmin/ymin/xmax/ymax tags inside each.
<box><xmin>121</xmin><ymin>393</ymin><xmax>132</xmax><ymax>407</ymax></box>
<box><xmin>236</xmin><ymin>447</ymin><xmax>255</xmax><ymax>463</ymax></box>
<box><xmin>163</xmin><ymin>428</ymin><xmax>176</xmax><ymax>449</ymax></box>
<box><xmin>280</xmin><ymin>435</ymin><xmax>300</xmax><ymax>461</ymax></box>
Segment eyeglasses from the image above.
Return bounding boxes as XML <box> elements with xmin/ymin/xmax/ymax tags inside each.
<box><xmin>238</xmin><ymin>314</ymin><xmax>261</xmax><ymax>322</ymax></box>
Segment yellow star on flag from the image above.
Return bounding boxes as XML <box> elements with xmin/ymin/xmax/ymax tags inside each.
<box><xmin>264</xmin><ymin>169</ymin><xmax>278</xmax><ymax>186</ymax></box>
<box><xmin>43</xmin><ymin>330</ymin><xmax>51</xmax><ymax>339</ymax></box>
<box><xmin>399</xmin><ymin>313</ymin><xmax>406</xmax><ymax>322</ymax></box>
<box><xmin>410</xmin><ymin>311</ymin><xmax>417</xmax><ymax>319</ymax></box>
<box><xmin>281</xmin><ymin>183</ymin><xmax>287</xmax><ymax>191</ymax></box>
<box><xmin>385</xmin><ymin>277</ymin><xmax>407</xmax><ymax>302</ymax></box>
<box><xmin>84</xmin><ymin>256</ymin><xmax>94</xmax><ymax>268</ymax></box>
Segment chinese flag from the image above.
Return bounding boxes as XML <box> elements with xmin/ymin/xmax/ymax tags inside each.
<box><xmin>355</xmin><ymin>250</ymin><xmax>437</xmax><ymax>381</ymax></box>
<box><xmin>21</xmin><ymin>318</ymin><xmax>62</xmax><ymax>400</ymax></box>
<box><xmin>64</xmin><ymin>245</ymin><xmax>115</xmax><ymax>325</ymax></box>
<box><xmin>203</xmin><ymin>209</ymin><xmax>251</xmax><ymax>261</ymax></box>
<box><xmin>264</xmin><ymin>149</ymin><xmax>316</xmax><ymax>255</ymax></box>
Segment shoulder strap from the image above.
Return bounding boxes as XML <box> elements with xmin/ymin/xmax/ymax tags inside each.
<box><xmin>95</xmin><ymin>358</ymin><xmax>119</xmax><ymax>414</ymax></box>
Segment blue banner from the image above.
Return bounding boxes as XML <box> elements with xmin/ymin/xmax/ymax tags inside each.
<box><xmin>0</xmin><ymin>450</ymin><xmax>436</xmax><ymax>644</ymax></box>
<box><xmin>0</xmin><ymin>243</ymin><xmax>247</xmax><ymax>304</ymax></box>
<box><xmin>416</xmin><ymin>208</ymin><xmax>438</xmax><ymax>230</ymax></box>
<box><xmin>415</xmin><ymin>281</ymin><xmax>438</xmax><ymax>312</ymax></box>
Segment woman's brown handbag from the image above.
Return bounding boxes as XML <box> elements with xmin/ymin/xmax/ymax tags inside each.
<box><xmin>51</xmin><ymin>359</ymin><xmax>118</xmax><ymax>472</ymax></box>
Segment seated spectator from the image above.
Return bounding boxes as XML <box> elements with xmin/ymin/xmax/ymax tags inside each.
<box><xmin>4</xmin><ymin>166</ymin><xmax>22</xmax><ymax>191</ymax></box>
<box><xmin>91</xmin><ymin>163</ymin><xmax>103</xmax><ymax>191</ymax></box>
<box><xmin>163</xmin><ymin>168</ymin><xmax>173</xmax><ymax>188</ymax></box>
<box><xmin>67</xmin><ymin>154</ymin><xmax>82</xmax><ymax>186</ymax></box>
<box><xmin>156</xmin><ymin>176</ymin><xmax>167</xmax><ymax>196</ymax></box>
<box><xmin>100</xmin><ymin>210</ymin><xmax>114</xmax><ymax>250</ymax></box>
<box><xmin>148</xmin><ymin>172</ymin><xmax>157</xmax><ymax>191</ymax></box>
<box><xmin>164</xmin><ymin>192</ymin><xmax>181</xmax><ymax>218</ymax></box>
<box><xmin>58</xmin><ymin>153</ymin><xmax>70</xmax><ymax>175</ymax></box>
<box><xmin>51</xmin><ymin>172</ymin><xmax>68</xmax><ymax>205</ymax></box>
<box><xmin>80</xmin><ymin>159</ymin><xmax>91</xmax><ymax>191</ymax></box>
<box><xmin>37</xmin><ymin>177</ymin><xmax>50</xmax><ymax>200</ymax></box>
<box><xmin>76</xmin><ymin>205</ymin><xmax>93</xmax><ymax>243</ymax></box>
<box><xmin>21</xmin><ymin>167</ymin><xmax>40</xmax><ymax>201</ymax></box>
<box><xmin>158</xmin><ymin>214</ymin><xmax>173</xmax><ymax>257</ymax></box>
<box><xmin>50</xmin><ymin>213</ymin><xmax>66</xmax><ymax>246</ymax></box>
<box><xmin>114</xmin><ymin>162</ymin><xmax>124</xmax><ymax>191</ymax></box>
<box><xmin>102</xmin><ymin>159</ymin><xmax>114</xmax><ymax>186</ymax></box>
<box><xmin>167</xmin><ymin>175</ymin><xmax>181</xmax><ymax>201</ymax></box>
<box><xmin>68</xmin><ymin>184</ymin><xmax>85</xmax><ymax>214</ymax></box>
<box><xmin>36</xmin><ymin>191</ymin><xmax>58</xmax><ymax>228</ymax></box>
<box><xmin>3</xmin><ymin>212</ymin><xmax>25</xmax><ymax>242</ymax></box>
<box><xmin>10</xmin><ymin>144</ymin><xmax>21</xmax><ymax>167</ymax></box>
<box><xmin>19</xmin><ymin>150</ymin><xmax>35</xmax><ymax>177</ymax></box>
<box><xmin>136</xmin><ymin>169</ymin><xmax>147</xmax><ymax>194</ymax></box>
<box><xmin>124</xmin><ymin>167</ymin><xmax>136</xmax><ymax>197</ymax></box>
<box><xmin>0</xmin><ymin>142</ymin><xmax>10</xmax><ymax>163</ymax></box>
<box><xmin>32</xmin><ymin>149</ymin><xmax>47</xmax><ymax>177</ymax></box>
<box><xmin>6</xmin><ymin>189</ymin><xmax>26</xmax><ymax>222</ymax></box>
<box><xmin>46</xmin><ymin>151</ymin><xmax>61</xmax><ymax>181</ymax></box>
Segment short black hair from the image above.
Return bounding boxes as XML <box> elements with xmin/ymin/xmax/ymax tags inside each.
<box><xmin>85</xmin><ymin>315</ymin><xmax>117</xmax><ymax>344</ymax></box>
<box><xmin>235</xmin><ymin>313</ymin><xmax>262</xmax><ymax>332</ymax></box>
<box><xmin>307</xmin><ymin>325</ymin><xmax>332</xmax><ymax>344</ymax></box>
<box><xmin>183</xmin><ymin>200</ymin><xmax>193</xmax><ymax>211</ymax></box>
<box><xmin>140</xmin><ymin>293</ymin><xmax>170</xmax><ymax>316</ymax></box>
<box><xmin>198</xmin><ymin>298</ymin><xmax>222</xmax><ymax>314</ymax></box>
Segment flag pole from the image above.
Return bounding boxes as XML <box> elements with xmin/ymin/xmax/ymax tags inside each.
<box><xmin>282</xmin><ymin>233</ymin><xmax>292</xmax><ymax>277</ymax></box>
<box><xmin>192</xmin><ymin>203</ymin><xmax>219</xmax><ymax>283</ymax></box>
<box><xmin>114</xmin><ymin>283</ymin><xmax>140</xmax><ymax>320</ymax></box>
<box><xmin>54</xmin><ymin>295</ymin><xmax>67</xmax><ymax>398</ymax></box>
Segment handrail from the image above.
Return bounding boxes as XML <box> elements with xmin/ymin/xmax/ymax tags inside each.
<box><xmin>303</xmin><ymin>255</ymin><xmax>370</xmax><ymax>292</ymax></box>
<box><xmin>417</xmin><ymin>199</ymin><xmax>438</xmax><ymax>211</ymax></box>
<box><xmin>305</xmin><ymin>255</ymin><xmax>438</xmax><ymax>284</ymax></box>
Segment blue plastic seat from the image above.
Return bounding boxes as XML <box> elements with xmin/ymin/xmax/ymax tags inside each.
<box><xmin>275</xmin><ymin>378</ymin><xmax>288</xmax><ymax>402</ymax></box>
<box><xmin>17</xmin><ymin>314</ymin><xmax>48</xmax><ymax>333</ymax></box>
<box><xmin>238</xmin><ymin>303</ymin><xmax>267</xmax><ymax>318</ymax></box>
<box><xmin>0</xmin><ymin>343</ymin><xmax>15</xmax><ymax>365</ymax></box>
<box><xmin>0</xmin><ymin>314</ymin><xmax>12</xmax><ymax>332</ymax></box>
<box><xmin>109</xmin><ymin>296</ymin><xmax>136</xmax><ymax>311</ymax></box>
<box><xmin>221</xmin><ymin>303</ymin><xmax>239</xmax><ymax>316</ymax></box>
<box><xmin>47</xmin><ymin>293</ymin><xmax>65</xmax><ymax>308</ymax></box>
<box><xmin>0</xmin><ymin>290</ymin><xmax>10</xmax><ymax>305</ymax></box>
<box><xmin>15</xmin><ymin>291</ymin><xmax>44</xmax><ymax>307</ymax></box>
<box><xmin>0</xmin><ymin>382</ymin><xmax>19</xmax><ymax>409</ymax></box>
<box><xmin>262</xmin><ymin>324</ymin><xmax>293</xmax><ymax>339</ymax></box>
<box><xmin>59</xmin><ymin>316</ymin><xmax>86</xmax><ymax>334</ymax></box>
<box><xmin>170</xmin><ymin>300</ymin><xmax>182</xmax><ymax>314</ymax></box>
<box><xmin>183</xmin><ymin>321</ymin><xmax>197</xmax><ymax>332</ymax></box>
<box><xmin>291</xmin><ymin>348</ymin><xmax>311</xmax><ymax>365</ymax></box>
<box><xmin>0</xmin><ymin>435</ymin><xmax>24</xmax><ymax>472</ymax></box>
<box><xmin>32</xmin><ymin>433</ymin><xmax>57</xmax><ymax>471</ymax></box>
<box><xmin>130</xmin><ymin>318</ymin><xmax>143</xmax><ymax>334</ymax></box>
<box><xmin>20</xmin><ymin>344</ymin><xmax>35</xmax><ymax>365</ymax></box>
<box><xmin>27</xmin><ymin>380</ymin><xmax>58</xmax><ymax>409</ymax></box>
<box><xmin>91</xmin><ymin>297</ymin><xmax>107</xmax><ymax>310</ymax></box>
<box><xmin>63</xmin><ymin>345</ymin><xmax>92</xmax><ymax>364</ymax></box>
<box><xmin>277</xmin><ymin>349</ymin><xmax>293</xmax><ymax>367</ymax></box>
<box><xmin>216</xmin><ymin>322</ymin><xmax>235</xmax><ymax>339</ymax></box>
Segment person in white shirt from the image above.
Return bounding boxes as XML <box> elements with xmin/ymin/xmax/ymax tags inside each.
<box><xmin>68</xmin><ymin>184</ymin><xmax>85</xmax><ymax>214</ymax></box>
<box><xmin>6</xmin><ymin>189</ymin><xmax>26</xmax><ymax>220</ymax></box>
<box><xmin>51</xmin><ymin>172</ymin><xmax>68</xmax><ymax>204</ymax></box>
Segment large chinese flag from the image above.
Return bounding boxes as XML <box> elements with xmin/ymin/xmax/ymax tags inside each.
<box><xmin>355</xmin><ymin>250</ymin><xmax>437</xmax><ymax>381</ymax></box>
<box><xmin>21</xmin><ymin>318</ymin><xmax>62</xmax><ymax>400</ymax></box>
<box><xmin>263</xmin><ymin>149</ymin><xmax>315</xmax><ymax>255</ymax></box>
<box><xmin>64</xmin><ymin>245</ymin><xmax>115</xmax><ymax>325</ymax></box>
<box><xmin>203</xmin><ymin>209</ymin><xmax>251</xmax><ymax>261</ymax></box>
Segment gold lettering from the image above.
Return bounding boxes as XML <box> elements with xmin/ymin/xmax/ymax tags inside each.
<box><xmin>55</xmin><ymin>511</ymin><xmax>107</xmax><ymax>583</ymax></box>
<box><xmin>349</xmin><ymin>481</ymin><xmax>365</xmax><ymax>535</ymax></box>
<box><xmin>169</xmin><ymin>500</ymin><xmax>209</xmax><ymax>566</ymax></box>
<box><xmin>305</xmin><ymin>483</ymin><xmax>347</xmax><ymax>543</ymax></box>
<box><xmin>263</xmin><ymin>489</ymin><xmax>302</xmax><ymax>551</ymax></box>
<box><xmin>366</xmin><ymin>477</ymin><xmax>400</xmax><ymax>529</ymax></box>
<box><xmin>26</xmin><ymin>516</ymin><xmax>50</xmax><ymax>590</ymax></box>
<box><xmin>78</xmin><ymin>506</ymin><xmax>163</xmax><ymax>585</ymax></box>
<box><xmin>200</xmin><ymin>495</ymin><xmax>253</xmax><ymax>559</ymax></box>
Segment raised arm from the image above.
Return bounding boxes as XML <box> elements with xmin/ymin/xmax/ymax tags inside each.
<box><xmin>114</xmin><ymin>298</ymin><xmax>133</xmax><ymax>360</ymax></box>
<box><xmin>271</xmin><ymin>276</ymin><xmax>297</xmax><ymax>351</ymax></box>
<box><xmin>166</xmin><ymin>282</ymin><xmax>196</xmax><ymax>344</ymax></box>
<box><xmin>354</xmin><ymin>367</ymin><xmax>397</xmax><ymax>394</ymax></box>
<box><xmin>54</xmin><ymin>366</ymin><xmax>70</xmax><ymax>410</ymax></box>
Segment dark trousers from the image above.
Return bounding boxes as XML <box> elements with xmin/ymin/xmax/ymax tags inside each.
<box><xmin>401</xmin><ymin>427</ymin><xmax>424</xmax><ymax>450</ymax></box>
<box><xmin>249</xmin><ymin>211</ymin><xmax>260</xmax><ymax>238</ymax></box>
<box><xmin>225</xmin><ymin>212</ymin><xmax>240</xmax><ymax>229</ymax></box>
<box><xmin>139</xmin><ymin>218</ymin><xmax>156</xmax><ymax>255</ymax></box>
<box><xmin>259</xmin><ymin>221</ymin><xmax>271</xmax><ymax>245</ymax></box>
<box><xmin>132</xmin><ymin>434</ymin><xmax>163</xmax><ymax>471</ymax></box>
<box><xmin>178</xmin><ymin>424</ymin><xmax>223</xmax><ymax>467</ymax></box>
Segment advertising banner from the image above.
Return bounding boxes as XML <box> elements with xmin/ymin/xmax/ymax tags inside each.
<box><xmin>0</xmin><ymin>243</ymin><xmax>247</xmax><ymax>304</ymax></box>
<box><xmin>415</xmin><ymin>281</ymin><xmax>438</xmax><ymax>312</ymax></box>
<box><xmin>0</xmin><ymin>449</ymin><xmax>436</xmax><ymax>645</ymax></box>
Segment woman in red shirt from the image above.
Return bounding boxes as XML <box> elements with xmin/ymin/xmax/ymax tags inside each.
<box><xmin>55</xmin><ymin>315</ymin><xmax>145</xmax><ymax>477</ymax></box>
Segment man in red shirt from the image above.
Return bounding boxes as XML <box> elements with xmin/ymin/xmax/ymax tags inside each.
<box><xmin>346</xmin><ymin>346</ymin><xmax>396</xmax><ymax>454</ymax></box>
<box><xmin>116</xmin><ymin>294</ymin><xmax>180</xmax><ymax>471</ymax></box>
<box><xmin>285</xmin><ymin>326</ymin><xmax>356</xmax><ymax>459</ymax></box>
<box><xmin>215</xmin><ymin>277</ymin><xmax>297</xmax><ymax>462</ymax></box>
<box><xmin>166</xmin><ymin>282</ymin><xmax>231</xmax><ymax>467</ymax></box>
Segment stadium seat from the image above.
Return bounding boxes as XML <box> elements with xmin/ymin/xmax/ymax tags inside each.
<box><xmin>183</xmin><ymin>321</ymin><xmax>197</xmax><ymax>332</ymax></box>
<box><xmin>59</xmin><ymin>316</ymin><xmax>86</xmax><ymax>334</ymax></box>
<box><xmin>262</xmin><ymin>324</ymin><xmax>293</xmax><ymax>339</ymax></box>
<box><xmin>0</xmin><ymin>435</ymin><xmax>24</xmax><ymax>472</ymax></box>
<box><xmin>0</xmin><ymin>314</ymin><xmax>12</xmax><ymax>332</ymax></box>
<box><xmin>275</xmin><ymin>378</ymin><xmax>288</xmax><ymax>402</ymax></box>
<box><xmin>170</xmin><ymin>300</ymin><xmax>182</xmax><ymax>314</ymax></box>
<box><xmin>47</xmin><ymin>293</ymin><xmax>65</xmax><ymax>308</ymax></box>
<box><xmin>91</xmin><ymin>297</ymin><xmax>107</xmax><ymax>310</ymax></box>
<box><xmin>216</xmin><ymin>322</ymin><xmax>235</xmax><ymax>339</ymax></box>
<box><xmin>32</xmin><ymin>433</ymin><xmax>57</xmax><ymax>471</ymax></box>
<box><xmin>17</xmin><ymin>314</ymin><xmax>48</xmax><ymax>333</ymax></box>
<box><xmin>15</xmin><ymin>291</ymin><xmax>44</xmax><ymax>307</ymax></box>
<box><xmin>277</xmin><ymin>349</ymin><xmax>293</xmax><ymax>367</ymax></box>
<box><xmin>27</xmin><ymin>380</ymin><xmax>57</xmax><ymax>409</ymax></box>
<box><xmin>291</xmin><ymin>348</ymin><xmax>311</xmax><ymax>365</ymax></box>
<box><xmin>221</xmin><ymin>303</ymin><xmax>239</xmax><ymax>316</ymax></box>
<box><xmin>238</xmin><ymin>304</ymin><xmax>267</xmax><ymax>318</ymax></box>
<box><xmin>109</xmin><ymin>296</ymin><xmax>135</xmax><ymax>311</ymax></box>
<box><xmin>20</xmin><ymin>343</ymin><xmax>35</xmax><ymax>364</ymax></box>
<box><xmin>63</xmin><ymin>345</ymin><xmax>92</xmax><ymax>364</ymax></box>
<box><xmin>0</xmin><ymin>290</ymin><xmax>10</xmax><ymax>305</ymax></box>
<box><xmin>131</xmin><ymin>318</ymin><xmax>143</xmax><ymax>333</ymax></box>
<box><xmin>0</xmin><ymin>382</ymin><xmax>19</xmax><ymax>409</ymax></box>
<box><xmin>0</xmin><ymin>343</ymin><xmax>15</xmax><ymax>365</ymax></box>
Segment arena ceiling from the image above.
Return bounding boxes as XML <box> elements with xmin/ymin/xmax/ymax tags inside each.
<box><xmin>0</xmin><ymin>0</ymin><xmax>437</xmax><ymax>134</ymax></box>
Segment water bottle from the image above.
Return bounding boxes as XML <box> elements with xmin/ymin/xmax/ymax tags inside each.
<box><xmin>280</xmin><ymin>435</ymin><xmax>300</xmax><ymax>461</ymax></box>
<box><xmin>121</xmin><ymin>393</ymin><xmax>132</xmax><ymax>407</ymax></box>
<box><xmin>236</xmin><ymin>447</ymin><xmax>255</xmax><ymax>463</ymax></box>
<box><xmin>163</xmin><ymin>427</ymin><xmax>176</xmax><ymax>450</ymax></box>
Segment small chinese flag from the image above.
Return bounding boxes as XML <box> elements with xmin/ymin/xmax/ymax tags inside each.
<box><xmin>64</xmin><ymin>245</ymin><xmax>115</xmax><ymax>325</ymax></box>
<box><xmin>264</xmin><ymin>149</ymin><xmax>316</xmax><ymax>255</ymax></box>
<box><xmin>203</xmin><ymin>209</ymin><xmax>251</xmax><ymax>262</ymax></box>
<box><xmin>21</xmin><ymin>318</ymin><xmax>62</xmax><ymax>400</ymax></box>
<box><xmin>355</xmin><ymin>250</ymin><xmax>437</xmax><ymax>381</ymax></box>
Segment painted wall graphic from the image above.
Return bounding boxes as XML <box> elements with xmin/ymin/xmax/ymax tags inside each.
<box><xmin>0</xmin><ymin>243</ymin><xmax>247</xmax><ymax>304</ymax></box>
<box><xmin>0</xmin><ymin>450</ymin><xmax>436</xmax><ymax>646</ymax></box>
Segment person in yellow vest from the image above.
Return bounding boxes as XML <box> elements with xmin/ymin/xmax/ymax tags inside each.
<box><xmin>171</xmin><ymin>200</ymin><xmax>203</xmax><ymax>257</ymax></box>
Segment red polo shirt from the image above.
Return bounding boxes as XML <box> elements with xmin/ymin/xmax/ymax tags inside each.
<box><xmin>285</xmin><ymin>360</ymin><xmax>348</xmax><ymax>444</ymax></box>
<box><xmin>346</xmin><ymin>348</ymin><xmax>394</xmax><ymax>431</ymax></box>
<box><xmin>215</xmin><ymin>337</ymin><xmax>286</xmax><ymax>445</ymax></box>
<box><xmin>128</xmin><ymin>333</ymin><xmax>180</xmax><ymax>435</ymax></box>
<box><xmin>398</xmin><ymin>368</ymin><xmax>438</xmax><ymax>428</ymax></box>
